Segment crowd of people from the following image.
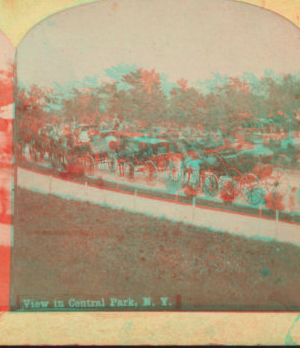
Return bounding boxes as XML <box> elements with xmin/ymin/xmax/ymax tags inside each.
<box><xmin>17</xmin><ymin>113</ymin><xmax>224</xmax><ymax>154</ymax></box>
<box><xmin>9</xmin><ymin>112</ymin><xmax>300</xmax><ymax>212</ymax></box>
<box><xmin>16</xmin><ymin>110</ymin><xmax>300</xmax><ymax>171</ymax></box>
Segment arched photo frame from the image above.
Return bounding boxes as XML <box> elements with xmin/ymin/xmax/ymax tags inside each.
<box><xmin>0</xmin><ymin>0</ymin><xmax>300</xmax><ymax>342</ymax></box>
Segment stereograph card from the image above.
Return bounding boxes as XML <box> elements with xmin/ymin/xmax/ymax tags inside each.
<box><xmin>1</xmin><ymin>0</ymin><xmax>300</xmax><ymax>344</ymax></box>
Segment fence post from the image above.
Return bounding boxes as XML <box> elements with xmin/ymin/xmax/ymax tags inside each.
<box><xmin>276</xmin><ymin>210</ymin><xmax>279</xmax><ymax>239</ymax></box>
<box><xmin>85</xmin><ymin>182</ymin><xmax>88</xmax><ymax>201</ymax></box>
<box><xmin>174</xmin><ymin>192</ymin><xmax>178</xmax><ymax>220</ymax></box>
<box><xmin>49</xmin><ymin>175</ymin><xmax>52</xmax><ymax>194</ymax></box>
<box><xmin>258</xmin><ymin>205</ymin><xmax>262</xmax><ymax>234</ymax></box>
<box><xmin>259</xmin><ymin>205</ymin><xmax>262</xmax><ymax>218</ymax></box>
<box><xmin>192</xmin><ymin>196</ymin><xmax>196</xmax><ymax>223</ymax></box>
<box><xmin>103</xmin><ymin>188</ymin><xmax>106</xmax><ymax>205</ymax></box>
<box><xmin>134</xmin><ymin>189</ymin><xmax>137</xmax><ymax>210</ymax></box>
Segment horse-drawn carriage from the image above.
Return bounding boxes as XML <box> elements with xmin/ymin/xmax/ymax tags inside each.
<box><xmin>18</xmin><ymin>119</ymin><xmax>289</xmax><ymax>206</ymax></box>
<box><xmin>166</xmin><ymin>136</ymin><xmax>284</xmax><ymax>205</ymax></box>
<box><xmin>119</xmin><ymin>136</ymin><xmax>171</xmax><ymax>186</ymax></box>
<box><xmin>53</xmin><ymin>125</ymin><xmax>121</xmax><ymax>176</ymax></box>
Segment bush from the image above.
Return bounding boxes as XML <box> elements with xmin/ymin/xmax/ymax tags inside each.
<box><xmin>264</xmin><ymin>191</ymin><xmax>285</xmax><ymax>211</ymax></box>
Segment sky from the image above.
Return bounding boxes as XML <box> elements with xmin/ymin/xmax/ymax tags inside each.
<box><xmin>15</xmin><ymin>0</ymin><xmax>300</xmax><ymax>90</ymax></box>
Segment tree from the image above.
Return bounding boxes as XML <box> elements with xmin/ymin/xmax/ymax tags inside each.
<box><xmin>168</xmin><ymin>80</ymin><xmax>205</xmax><ymax>127</ymax></box>
<box><xmin>61</xmin><ymin>85</ymin><xmax>104</xmax><ymax>122</ymax></box>
<box><xmin>120</xmin><ymin>68</ymin><xmax>168</xmax><ymax>125</ymax></box>
<box><xmin>15</xmin><ymin>84</ymin><xmax>46</xmax><ymax>123</ymax></box>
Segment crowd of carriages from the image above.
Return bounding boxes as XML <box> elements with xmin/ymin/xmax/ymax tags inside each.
<box><xmin>15</xmin><ymin>115</ymin><xmax>284</xmax><ymax>205</ymax></box>
<box><xmin>234</xmin><ymin>118</ymin><xmax>300</xmax><ymax>168</ymax></box>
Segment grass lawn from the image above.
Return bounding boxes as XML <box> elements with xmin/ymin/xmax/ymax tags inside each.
<box><xmin>10</xmin><ymin>188</ymin><xmax>300</xmax><ymax>311</ymax></box>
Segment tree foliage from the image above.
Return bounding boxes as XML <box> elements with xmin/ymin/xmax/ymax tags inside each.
<box><xmin>15</xmin><ymin>66</ymin><xmax>300</xmax><ymax>134</ymax></box>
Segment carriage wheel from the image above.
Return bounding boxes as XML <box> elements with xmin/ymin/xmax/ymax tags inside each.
<box><xmin>75</xmin><ymin>155</ymin><xmax>95</xmax><ymax>177</ymax></box>
<box><xmin>184</xmin><ymin>167</ymin><xmax>200</xmax><ymax>194</ymax></box>
<box><xmin>124</xmin><ymin>162</ymin><xmax>135</xmax><ymax>183</ymax></box>
<box><xmin>107</xmin><ymin>151</ymin><xmax>117</xmax><ymax>173</ymax></box>
<box><xmin>144</xmin><ymin>161</ymin><xmax>157</xmax><ymax>187</ymax></box>
<box><xmin>201</xmin><ymin>171</ymin><xmax>219</xmax><ymax>197</ymax></box>
<box><xmin>167</xmin><ymin>158</ymin><xmax>182</xmax><ymax>183</ymax></box>
<box><xmin>244</xmin><ymin>185</ymin><xmax>264</xmax><ymax>205</ymax></box>
<box><xmin>240</xmin><ymin>173</ymin><xmax>263</xmax><ymax>205</ymax></box>
<box><xmin>263</xmin><ymin>169</ymin><xmax>289</xmax><ymax>197</ymax></box>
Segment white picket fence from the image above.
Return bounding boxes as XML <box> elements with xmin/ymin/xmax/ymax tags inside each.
<box><xmin>15</xmin><ymin>167</ymin><xmax>300</xmax><ymax>247</ymax></box>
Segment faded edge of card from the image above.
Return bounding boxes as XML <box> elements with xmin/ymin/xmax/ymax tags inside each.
<box><xmin>0</xmin><ymin>312</ymin><xmax>299</xmax><ymax>345</ymax></box>
<box><xmin>1</xmin><ymin>0</ymin><xmax>300</xmax><ymax>345</ymax></box>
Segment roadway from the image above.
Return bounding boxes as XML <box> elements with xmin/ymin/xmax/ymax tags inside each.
<box><xmin>15</xmin><ymin>165</ymin><xmax>300</xmax><ymax>247</ymax></box>
<box><xmin>1</xmin><ymin>147</ymin><xmax>300</xmax><ymax>247</ymax></box>
<box><xmin>20</xmin><ymin>147</ymin><xmax>300</xmax><ymax>218</ymax></box>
